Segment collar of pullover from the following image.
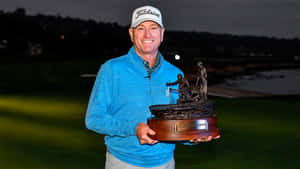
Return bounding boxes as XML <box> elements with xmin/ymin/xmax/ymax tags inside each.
<box><xmin>128</xmin><ymin>46</ymin><xmax>163</xmax><ymax>77</ymax></box>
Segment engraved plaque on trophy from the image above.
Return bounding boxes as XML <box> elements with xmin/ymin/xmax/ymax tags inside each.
<box><xmin>147</xmin><ymin>62</ymin><xmax>220</xmax><ymax>141</ymax></box>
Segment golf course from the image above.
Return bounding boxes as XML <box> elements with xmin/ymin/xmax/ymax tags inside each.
<box><xmin>0</xmin><ymin>60</ymin><xmax>299</xmax><ymax>169</ymax></box>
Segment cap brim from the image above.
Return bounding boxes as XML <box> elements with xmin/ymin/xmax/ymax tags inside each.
<box><xmin>131</xmin><ymin>18</ymin><xmax>163</xmax><ymax>28</ymax></box>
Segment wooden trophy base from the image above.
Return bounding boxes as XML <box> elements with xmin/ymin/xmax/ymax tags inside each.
<box><xmin>147</xmin><ymin>116</ymin><xmax>219</xmax><ymax>141</ymax></box>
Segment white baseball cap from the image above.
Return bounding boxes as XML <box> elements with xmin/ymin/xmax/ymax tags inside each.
<box><xmin>130</xmin><ymin>5</ymin><xmax>163</xmax><ymax>28</ymax></box>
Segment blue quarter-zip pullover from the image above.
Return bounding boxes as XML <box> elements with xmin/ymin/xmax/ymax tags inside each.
<box><xmin>85</xmin><ymin>46</ymin><xmax>183</xmax><ymax>167</ymax></box>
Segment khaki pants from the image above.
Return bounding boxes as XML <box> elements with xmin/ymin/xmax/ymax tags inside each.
<box><xmin>105</xmin><ymin>151</ymin><xmax>175</xmax><ymax>169</ymax></box>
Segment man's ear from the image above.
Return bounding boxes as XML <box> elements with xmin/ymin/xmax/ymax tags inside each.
<box><xmin>129</xmin><ymin>28</ymin><xmax>134</xmax><ymax>42</ymax></box>
<box><xmin>160</xmin><ymin>28</ymin><xmax>165</xmax><ymax>43</ymax></box>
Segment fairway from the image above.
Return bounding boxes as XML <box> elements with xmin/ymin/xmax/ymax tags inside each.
<box><xmin>0</xmin><ymin>61</ymin><xmax>299</xmax><ymax>169</ymax></box>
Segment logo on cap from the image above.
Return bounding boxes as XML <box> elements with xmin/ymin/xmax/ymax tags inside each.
<box><xmin>135</xmin><ymin>8</ymin><xmax>160</xmax><ymax>20</ymax></box>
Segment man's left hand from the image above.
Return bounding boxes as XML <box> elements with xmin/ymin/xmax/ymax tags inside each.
<box><xmin>189</xmin><ymin>135</ymin><xmax>220</xmax><ymax>143</ymax></box>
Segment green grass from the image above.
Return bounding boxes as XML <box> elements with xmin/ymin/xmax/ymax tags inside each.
<box><xmin>1</xmin><ymin>61</ymin><xmax>299</xmax><ymax>169</ymax></box>
<box><xmin>175</xmin><ymin>97</ymin><xmax>300</xmax><ymax>169</ymax></box>
<box><xmin>0</xmin><ymin>94</ymin><xmax>106</xmax><ymax>169</ymax></box>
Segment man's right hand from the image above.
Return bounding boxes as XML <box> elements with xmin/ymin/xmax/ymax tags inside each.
<box><xmin>136</xmin><ymin>123</ymin><xmax>158</xmax><ymax>145</ymax></box>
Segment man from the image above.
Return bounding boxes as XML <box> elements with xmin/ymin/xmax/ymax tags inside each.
<box><xmin>85</xmin><ymin>5</ymin><xmax>218</xmax><ymax>169</ymax></box>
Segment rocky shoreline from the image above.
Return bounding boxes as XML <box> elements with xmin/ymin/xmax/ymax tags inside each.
<box><xmin>184</xmin><ymin>62</ymin><xmax>300</xmax><ymax>98</ymax></box>
<box><xmin>185</xmin><ymin>62</ymin><xmax>300</xmax><ymax>85</ymax></box>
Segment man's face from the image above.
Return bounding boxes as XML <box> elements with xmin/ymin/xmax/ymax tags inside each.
<box><xmin>129</xmin><ymin>21</ymin><xmax>165</xmax><ymax>57</ymax></box>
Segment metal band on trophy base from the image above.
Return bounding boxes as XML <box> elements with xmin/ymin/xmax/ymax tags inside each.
<box><xmin>148</xmin><ymin>116</ymin><xmax>219</xmax><ymax>141</ymax></box>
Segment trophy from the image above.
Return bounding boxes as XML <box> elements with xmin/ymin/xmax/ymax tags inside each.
<box><xmin>147</xmin><ymin>62</ymin><xmax>219</xmax><ymax>141</ymax></box>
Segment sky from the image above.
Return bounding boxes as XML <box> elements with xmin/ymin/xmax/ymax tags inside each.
<box><xmin>0</xmin><ymin>0</ymin><xmax>299</xmax><ymax>39</ymax></box>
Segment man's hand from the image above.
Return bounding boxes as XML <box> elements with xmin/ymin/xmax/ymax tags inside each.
<box><xmin>136</xmin><ymin>123</ymin><xmax>158</xmax><ymax>145</ymax></box>
<box><xmin>189</xmin><ymin>135</ymin><xmax>220</xmax><ymax>143</ymax></box>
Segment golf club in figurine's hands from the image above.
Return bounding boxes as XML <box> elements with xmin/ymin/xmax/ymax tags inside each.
<box><xmin>147</xmin><ymin>62</ymin><xmax>220</xmax><ymax>141</ymax></box>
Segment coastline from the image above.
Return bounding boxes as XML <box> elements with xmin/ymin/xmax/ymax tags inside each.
<box><xmin>186</xmin><ymin>62</ymin><xmax>300</xmax><ymax>98</ymax></box>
